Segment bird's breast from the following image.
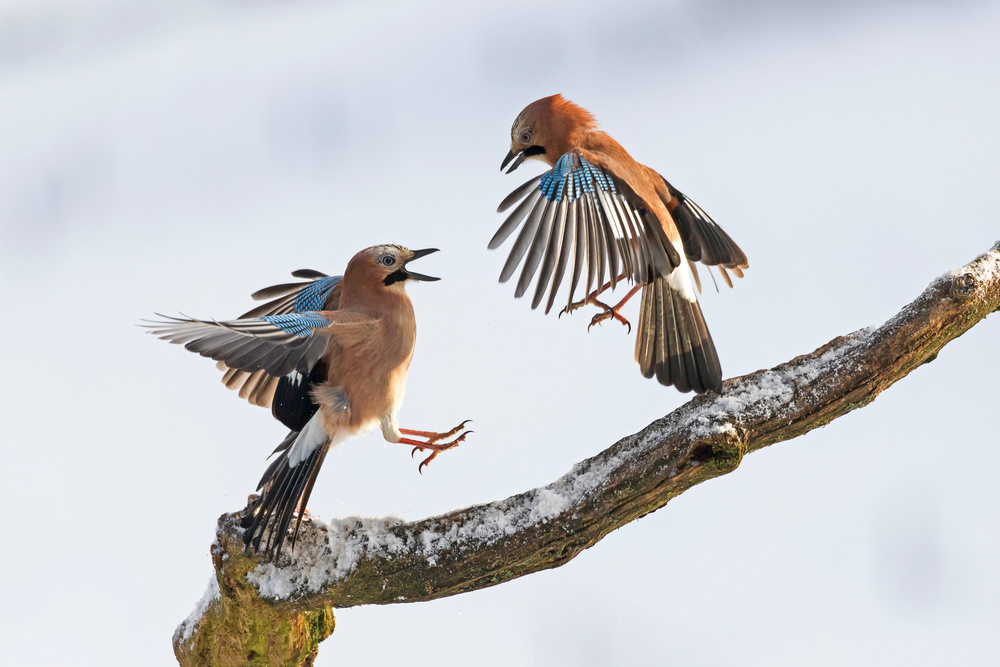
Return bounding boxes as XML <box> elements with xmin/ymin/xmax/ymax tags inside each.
<box><xmin>330</xmin><ymin>309</ymin><xmax>415</xmax><ymax>428</ymax></box>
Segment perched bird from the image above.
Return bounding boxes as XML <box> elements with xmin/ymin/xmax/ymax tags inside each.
<box><xmin>493</xmin><ymin>94</ymin><xmax>748</xmax><ymax>393</ymax></box>
<box><xmin>148</xmin><ymin>245</ymin><xmax>471</xmax><ymax>559</ymax></box>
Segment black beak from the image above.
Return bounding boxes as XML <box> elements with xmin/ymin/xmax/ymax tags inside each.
<box><xmin>404</xmin><ymin>247</ymin><xmax>440</xmax><ymax>282</ymax></box>
<box><xmin>501</xmin><ymin>149</ymin><xmax>525</xmax><ymax>174</ymax></box>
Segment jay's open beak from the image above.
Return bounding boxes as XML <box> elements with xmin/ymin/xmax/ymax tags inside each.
<box><xmin>404</xmin><ymin>248</ymin><xmax>441</xmax><ymax>282</ymax></box>
<box><xmin>501</xmin><ymin>149</ymin><xmax>525</xmax><ymax>174</ymax></box>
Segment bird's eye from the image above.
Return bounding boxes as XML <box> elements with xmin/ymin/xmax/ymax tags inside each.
<box><xmin>519</xmin><ymin>130</ymin><xmax>532</xmax><ymax>144</ymax></box>
<box><xmin>381</xmin><ymin>256</ymin><xmax>395</xmax><ymax>267</ymax></box>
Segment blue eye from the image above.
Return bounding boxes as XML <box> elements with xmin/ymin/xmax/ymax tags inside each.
<box><xmin>381</xmin><ymin>256</ymin><xmax>395</xmax><ymax>266</ymax></box>
<box><xmin>519</xmin><ymin>130</ymin><xmax>532</xmax><ymax>143</ymax></box>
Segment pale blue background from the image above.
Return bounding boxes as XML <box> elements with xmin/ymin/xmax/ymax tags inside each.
<box><xmin>1</xmin><ymin>1</ymin><xmax>998</xmax><ymax>665</ymax></box>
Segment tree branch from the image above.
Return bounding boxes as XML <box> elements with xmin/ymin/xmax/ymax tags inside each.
<box><xmin>174</xmin><ymin>240</ymin><xmax>1000</xmax><ymax>667</ymax></box>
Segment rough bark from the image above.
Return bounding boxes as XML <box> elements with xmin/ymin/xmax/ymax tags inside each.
<box><xmin>174</xmin><ymin>241</ymin><xmax>1000</xmax><ymax>667</ymax></box>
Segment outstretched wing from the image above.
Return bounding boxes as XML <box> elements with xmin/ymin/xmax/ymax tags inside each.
<box><xmin>660</xmin><ymin>179</ymin><xmax>748</xmax><ymax>290</ymax></box>
<box><xmin>492</xmin><ymin>151</ymin><xmax>680</xmax><ymax>314</ymax></box>
<box><xmin>147</xmin><ymin>310</ymin><xmax>376</xmax><ymax>379</ymax></box>
<box><xmin>219</xmin><ymin>271</ymin><xmax>343</xmax><ymax>408</ymax></box>
<box><xmin>148</xmin><ymin>312</ymin><xmax>337</xmax><ymax>378</ymax></box>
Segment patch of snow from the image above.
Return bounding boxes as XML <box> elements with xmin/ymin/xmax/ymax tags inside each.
<box><xmin>248</xmin><ymin>515</ymin><xmax>407</xmax><ymax>600</ymax></box>
<box><xmin>950</xmin><ymin>248</ymin><xmax>1000</xmax><ymax>289</ymax></box>
<box><xmin>406</xmin><ymin>441</ymin><xmax>641</xmax><ymax>562</ymax></box>
<box><xmin>534</xmin><ymin>488</ymin><xmax>571</xmax><ymax>521</ymax></box>
<box><xmin>175</xmin><ymin>575</ymin><xmax>220</xmax><ymax>644</ymax></box>
<box><xmin>679</xmin><ymin>330</ymin><xmax>870</xmax><ymax>440</ymax></box>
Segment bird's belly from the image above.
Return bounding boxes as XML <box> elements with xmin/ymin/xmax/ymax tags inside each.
<box><xmin>331</xmin><ymin>351</ymin><xmax>412</xmax><ymax>430</ymax></box>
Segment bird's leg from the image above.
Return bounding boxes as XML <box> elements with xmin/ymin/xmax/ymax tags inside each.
<box><xmin>397</xmin><ymin>420</ymin><xmax>472</xmax><ymax>473</ymax></box>
<box><xmin>559</xmin><ymin>273</ymin><xmax>629</xmax><ymax>318</ymax></box>
<box><xmin>587</xmin><ymin>284</ymin><xmax>643</xmax><ymax>333</ymax></box>
<box><xmin>398</xmin><ymin>419</ymin><xmax>471</xmax><ymax>442</ymax></box>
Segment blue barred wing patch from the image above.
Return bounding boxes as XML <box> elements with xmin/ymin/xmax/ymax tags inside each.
<box><xmin>293</xmin><ymin>275</ymin><xmax>342</xmax><ymax>312</ymax></box>
<box><xmin>262</xmin><ymin>313</ymin><xmax>332</xmax><ymax>337</ymax></box>
<box><xmin>538</xmin><ymin>154</ymin><xmax>618</xmax><ymax>203</ymax></box>
<box><xmin>240</xmin><ymin>271</ymin><xmax>342</xmax><ymax>319</ymax></box>
<box><xmin>491</xmin><ymin>151</ymin><xmax>677</xmax><ymax>315</ymax></box>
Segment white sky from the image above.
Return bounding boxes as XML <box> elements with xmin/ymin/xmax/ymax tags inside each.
<box><xmin>0</xmin><ymin>1</ymin><xmax>998</xmax><ymax>665</ymax></box>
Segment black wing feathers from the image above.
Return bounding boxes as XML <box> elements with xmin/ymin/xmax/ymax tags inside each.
<box><xmin>662</xmin><ymin>178</ymin><xmax>747</xmax><ymax>271</ymax></box>
<box><xmin>271</xmin><ymin>361</ymin><xmax>326</xmax><ymax>432</ymax></box>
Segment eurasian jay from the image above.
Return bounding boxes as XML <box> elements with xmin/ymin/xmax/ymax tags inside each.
<box><xmin>148</xmin><ymin>245</ymin><xmax>470</xmax><ymax>559</ymax></box>
<box><xmin>493</xmin><ymin>94</ymin><xmax>748</xmax><ymax>394</ymax></box>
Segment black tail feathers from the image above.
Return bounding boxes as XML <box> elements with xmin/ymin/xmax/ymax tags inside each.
<box><xmin>241</xmin><ymin>428</ymin><xmax>330</xmax><ymax>560</ymax></box>
<box><xmin>635</xmin><ymin>275</ymin><xmax>723</xmax><ymax>393</ymax></box>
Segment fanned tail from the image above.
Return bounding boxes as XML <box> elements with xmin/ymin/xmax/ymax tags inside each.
<box><xmin>635</xmin><ymin>275</ymin><xmax>722</xmax><ymax>393</ymax></box>
<box><xmin>241</xmin><ymin>413</ymin><xmax>332</xmax><ymax>560</ymax></box>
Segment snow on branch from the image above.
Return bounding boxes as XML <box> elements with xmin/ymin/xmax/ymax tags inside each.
<box><xmin>174</xmin><ymin>241</ymin><xmax>1000</xmax><ymax>667</ymax></box>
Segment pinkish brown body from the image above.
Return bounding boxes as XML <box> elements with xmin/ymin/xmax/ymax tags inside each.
<box><xmin>498</xmin><ymin>95</ymin><xmax>749</xmax><ymax>393</ymax></box>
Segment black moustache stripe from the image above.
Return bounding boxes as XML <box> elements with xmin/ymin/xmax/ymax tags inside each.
<box><xmin>384</xmin><ymin>269</ymin><xmax>408</xmax><ymax>286</ymax></box>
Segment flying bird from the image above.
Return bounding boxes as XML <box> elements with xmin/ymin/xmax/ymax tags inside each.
<box><xmin>147</xmin><ymin>245</ymin><xmax>471</xmax><ymax>559</ymax></box>
<box><xmin>493</xmin><ymin>94</ymin><xmax>748</xmax><ymax>393</ymax></box>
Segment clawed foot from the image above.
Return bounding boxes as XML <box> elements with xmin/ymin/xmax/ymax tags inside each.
<box><xmin>559</xmin><ymin>277</ymin><xmax>638</xmax><ymax>335</ymax></box>
<box><xmin>559</xmin><ymin>296</ymin><xmax>592</xmax><ymax>319</ymax></box>
<box><xmin>586</xmin><ymin>299</ymin><xmax>632</xmax><ymax>334</ymax></box>
<box><xmin>399</xmin><ymin>420</ymin><xmax>473</xmax><ymax>474</ymax></box>
<box><xmin>559</xmin><ymin>273</ymin><xmax>629</xmax><ymax>319</ymax></box>
<box><xmin>561</xmin><ymin>296</ymin><xmax>631</xmax><ymax>332</ymax></box>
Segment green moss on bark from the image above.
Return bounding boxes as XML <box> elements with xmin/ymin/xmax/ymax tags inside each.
<box><xmin>173</xmin><ymin>525</ymin><xmax>335</xmax><ymax>667</ymax></box>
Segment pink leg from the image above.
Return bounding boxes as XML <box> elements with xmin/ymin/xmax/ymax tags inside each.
<box><xmin>587</xmin><ymin>284</ymin><xmax>642</xmax><ymax>333</ymax></box>
<box><xmin>394</xmin><ymin>420</ymin><xmax>472</xmax><ymax>473</ymax></box>
<box><xmin>559</xmin><ymin>273</ymin><xmax>629</xmax><ymax>318</ymax></box>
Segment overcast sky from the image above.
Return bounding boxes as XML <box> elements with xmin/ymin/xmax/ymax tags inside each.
<box><xmin>1</xmin><ymin>1</ymin><xmax>998</xmax><ymax>665</ymax></box>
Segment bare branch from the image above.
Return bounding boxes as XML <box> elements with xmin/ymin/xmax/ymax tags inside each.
<box><xmin>174</xmin><ymin>241</ymin><xmax>1000</xmax><ymax>667</ymax></box>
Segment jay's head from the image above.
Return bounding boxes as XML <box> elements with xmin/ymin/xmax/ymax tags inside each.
<box><xmin>347</xmin><ymin>245</ymin><xmax>441</xmax><ymax>288</ymax></box>
<box><xmin>501</xmin><ymin>94</ymin><xmax>597</xmax><ymax>174</ymax></box>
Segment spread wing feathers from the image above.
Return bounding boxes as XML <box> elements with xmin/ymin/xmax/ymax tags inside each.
<box><xmin>492</xmin><ymin>152</ymin><xmax>680</xmax><ymax>314</ymax></box>
<box><xmin>241</xmin><ymin>421</ymin><xmax>331</xmax><ymax>559</ymax></box>
<box><xmin>240</xmin><ymin>272</ymin><xmax>343</xmax><ymax>318</ymax></box>
<box><xmin>146</xmin><ymin>312</ymin><xmax>343</xmax><ymax>378</ymax></box>
<box><xmin>219</xmin><ymin>272</ymin><xmax>343</xmax><ymax>408</ymax></box>
<box><xmin>661</xmin><ymin>178</ymin><xmax>748</xmax><ymax>289</ymax></box>
<box><xmin>635</xmin><ymin>276</ymin><xmax>722</xmax><ymax>394</ymax></box>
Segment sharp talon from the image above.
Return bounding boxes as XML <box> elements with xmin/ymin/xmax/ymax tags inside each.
<box><xmin>418</xmin><ymin>452</ymin><xmax>437</xmax><ymax>474</ymax></box>
<box><xmin>403</xmin><ymin>423</ymin><xmax>472</xmax><ymax>473</ymax></box>
<box><xmin>560</xmin><ymin>297</ymin><xmax>594</xmax><ymax>319</ymax></box>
